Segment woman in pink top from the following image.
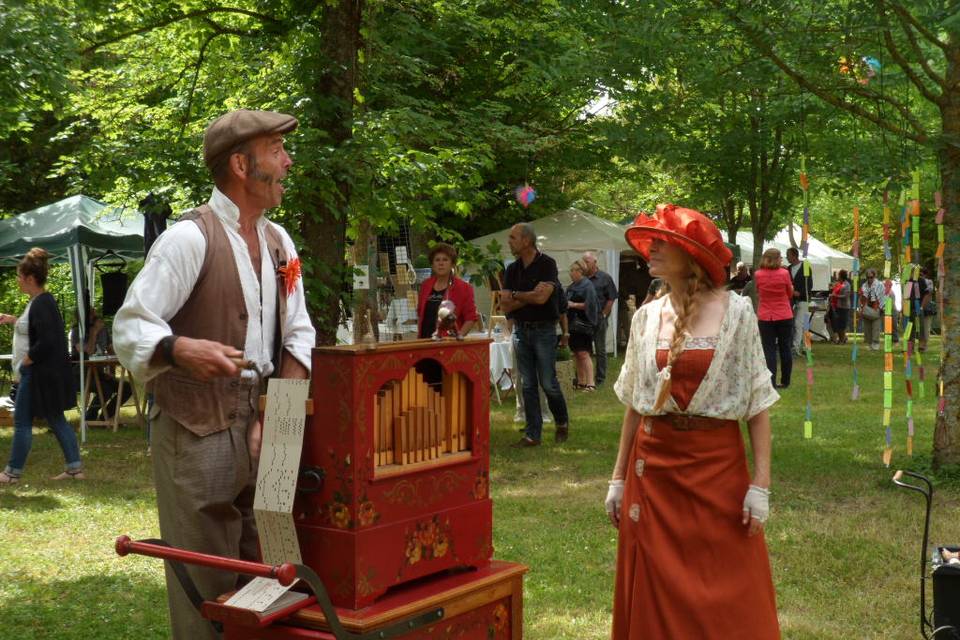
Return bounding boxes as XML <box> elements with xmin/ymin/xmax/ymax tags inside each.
<box><xmin>753</xmin><ymin>248</ymin><xmax>795</xmax><ymax>389</ymax></box>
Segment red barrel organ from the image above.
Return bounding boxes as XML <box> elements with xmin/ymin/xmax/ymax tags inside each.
<box><xmin>296</xmin><ymin>340</ymin><xmax>494</xmax><ymax>609</ymax></box>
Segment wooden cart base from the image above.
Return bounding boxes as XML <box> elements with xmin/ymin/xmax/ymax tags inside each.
<box><xmin>210</xmin><ymin>561</ymin><xmax>527</xmax><ymax>640</ymax></box>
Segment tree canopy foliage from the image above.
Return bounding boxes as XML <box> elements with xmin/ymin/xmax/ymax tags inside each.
<box><xmin>6</xmin><ymin>0</ymin><xmax>960</xmax><ymax>461</ymax></box>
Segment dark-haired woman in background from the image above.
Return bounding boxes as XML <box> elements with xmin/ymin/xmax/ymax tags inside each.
<box><xmin>0</xmin><ymin>248</ymin><xmax>83</xmax><ymax>483</ymax></box>
<box><xmin>416</xmin><ymin>243</ymin><xmax>479</xmax><ymax>339</ymax></box>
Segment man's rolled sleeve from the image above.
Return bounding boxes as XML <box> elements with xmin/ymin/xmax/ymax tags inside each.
<box><xmin>113</xmin><ymin>224</ymin><xmax>205</xmax><ymax>382</ymax></box>
<box><xmin>279</xmin><ymin>236</ymin><xmax>316</xmax><ymax>373</ymax></box>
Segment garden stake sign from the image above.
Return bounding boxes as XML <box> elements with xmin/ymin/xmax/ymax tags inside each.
<box><xmin>800</xmin><ymin>157</ymin><xmax>814</xmax><ymax>440</ymax></box>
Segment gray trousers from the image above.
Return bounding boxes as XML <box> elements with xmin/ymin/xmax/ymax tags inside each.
<box><xmin>862</xmin><ymin>315</ymin><xmax>882</xmax><ymax>347</ymax></box>
<box><xmin>593</xmin><ymin>315</ymin><xmax>609</xmax><ymax>384</ymax></box>
<box><xmin>150</xmin><ymin>385</ymin><xmax>259</xmax><ymax>640</ymax></box>
<box><xmin>792</xmin><ymin>305</ymin><xmax>806</xmax><ymax>353</ymax></box>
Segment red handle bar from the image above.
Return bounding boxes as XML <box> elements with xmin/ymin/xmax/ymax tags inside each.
<box><xmin>115</xmin><ymin>535</ymin><xmax>297</xmax><ymax>586</ymax></box>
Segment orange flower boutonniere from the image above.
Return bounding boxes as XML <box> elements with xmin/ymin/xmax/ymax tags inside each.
<box><xmin>277</xmin><ymin>257</ymin><xmax>302</xmax><ymax>297</ymax></box>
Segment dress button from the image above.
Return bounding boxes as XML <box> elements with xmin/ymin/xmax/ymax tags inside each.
<box><xmin>230</xmin><ymin>380</ymin><xmax>239</xmax><ymax>388</ymax></box>
<box><xmin>228</xmin><ymin>411</ymin><xmax>237</xmax><ymax>419</ymax></box>
<box><xmin>634</xmin><ymin>459</ymin><xmax>645</xmax><ymax>477</ymax></box>
<box><xmin>239</xmin><ymin>313</ymin><xmax>248</xmax><ymax>320</ymax></box>
<box><xmin>629</xmin><ymin>503</ymin><xmax>641</xmax><ymax>522</ymax></box>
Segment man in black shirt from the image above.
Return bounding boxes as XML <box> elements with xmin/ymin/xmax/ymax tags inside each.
<box><xmin>501</xmin><ymin>223</ymin><xmax>570</xmax><ymax>446</ymax></box>
<box><xmin>582</xmin><ymin>251</ymin><xmax>618</xmax><ymax>387</ymax></box>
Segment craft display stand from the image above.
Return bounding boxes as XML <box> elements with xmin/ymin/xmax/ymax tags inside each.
<box><xmin>80</xmin><ymin>355</ymin><xmax>146</xmax><ymax>431</ymax></box>
<box><xmin>487</xmin><ymin>279</ymin><xmax>507</xmax><ymax>338</ymax></box>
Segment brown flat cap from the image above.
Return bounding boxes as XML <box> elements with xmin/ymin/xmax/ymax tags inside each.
<box><xmin>203</xmin><ymin>109</ymin><xmax>298</xmax><ymax>168</ymax></box>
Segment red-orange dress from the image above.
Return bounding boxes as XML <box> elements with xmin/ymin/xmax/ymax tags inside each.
<box><xmin>611</xmin><ymin>347</ymin><xmax>780</xmax><ymax>639</ymax></box>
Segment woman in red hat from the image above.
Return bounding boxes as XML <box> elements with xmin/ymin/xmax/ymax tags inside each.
<box><xmin>607</xmin><ymin>204</ymin><xmax>780</xmax><ymax>639</ymax></box>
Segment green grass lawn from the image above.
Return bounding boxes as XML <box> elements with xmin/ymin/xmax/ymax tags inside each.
<box><xmin>0</xmin><ymin>337</ymin><xmax>957</xmax><ymax>639</ymax></box>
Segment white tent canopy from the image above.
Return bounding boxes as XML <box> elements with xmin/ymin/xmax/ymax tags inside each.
<box><xmin>467</xmin><ymin>209</ymin><xmax>633</xmax><ymax>355</ymax></box>
<box><xmin>732</xmin><ymin>231</ymin><xmax>833</xmax><ymax>290</ymax></box>
<box><xmin>773</xmin><ymin>225</ymin><xmax>855</xmax><ymax>275</ymax></box>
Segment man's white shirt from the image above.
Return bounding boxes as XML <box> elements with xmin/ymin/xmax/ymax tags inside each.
<box><xmin>113</xmin><ymin>188</ymin><xmax>315</xmax><ymax>382</ymax></box>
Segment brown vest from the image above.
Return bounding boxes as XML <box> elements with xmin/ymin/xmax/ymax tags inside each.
<box><xmin>150</xmin><ymin>205</ymin><xmax>289</xmax><ymax>436</ymax></box>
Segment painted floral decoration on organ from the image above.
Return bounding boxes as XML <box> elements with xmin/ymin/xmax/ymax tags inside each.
<box><xmin>403</xmin><ymin>516</ymin><xmax>452</xmax><ymax>567</ymax></box>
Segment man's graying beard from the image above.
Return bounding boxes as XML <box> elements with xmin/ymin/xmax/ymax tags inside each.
<box><xmin>246</xmin><ymin>154</ymin><xmax>277</xmax><ymax>185</ymax></box>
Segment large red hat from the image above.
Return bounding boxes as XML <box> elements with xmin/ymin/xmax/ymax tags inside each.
<box><xmin>624</xmin><ymin>204</ymin><xmax>733</xmax><ymax>287</ymax></box>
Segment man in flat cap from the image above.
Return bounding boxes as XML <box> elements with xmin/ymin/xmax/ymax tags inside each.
<box><xmin>114</xmin><ymin>109</ymin><xmax>315</xmax><ymax>639</ymax></box>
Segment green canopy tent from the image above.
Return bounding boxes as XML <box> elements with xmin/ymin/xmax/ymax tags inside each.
<box><xmin>0</xmin><ymin>195</ymin><xmax>144</xmax><ymax>441</ymax></box>
<box><xmin>0</xmin><ymin>195</ymin><xmax>143</xmax><ymax>266</ymax></box>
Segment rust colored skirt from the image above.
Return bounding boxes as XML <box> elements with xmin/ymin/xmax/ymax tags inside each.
<box><xmin>611</xmin><ymin>348</ymin><xmax>780</xmax><ymax>639</ymax></box>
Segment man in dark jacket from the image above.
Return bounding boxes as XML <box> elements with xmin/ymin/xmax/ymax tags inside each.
<box><xmin>787</xmin><ymin>247</ymin><xmax>813</xmax><ymax>355</ymax></box>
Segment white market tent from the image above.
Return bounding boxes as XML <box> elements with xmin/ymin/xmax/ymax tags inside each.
<box><xmin>773</xmin><ymin>225</ymin><xmax>855</xmax><ymax>275</ymax></box>
<box><xmin>467</xmin><ymin>209</ymin><xmax>634</xmax><ymax>355</ymax></box>
<box><xmin>731</xmin><ymin>230</ymin><xmax>833</xmax><ymax>290</ymax></box>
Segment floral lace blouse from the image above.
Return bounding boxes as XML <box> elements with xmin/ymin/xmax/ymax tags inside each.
<box><xmin>614</xmin><ymin>293</ymin><xmax>779</xmax><ymax>421</ymax></box>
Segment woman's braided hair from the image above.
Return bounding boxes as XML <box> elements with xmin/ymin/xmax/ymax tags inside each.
<box><xmin>652</xmin><ymin>256</ymin><xmax>716</xmax><ymax>412</ymax></box>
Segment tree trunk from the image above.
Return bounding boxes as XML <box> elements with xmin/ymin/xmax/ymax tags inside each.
<box><xmin>720</xmin><ymin>196</ymin><xmax>743</xmax><ymax>244</ymax></box>
<box><xmin>751</xmin><ymin>224</ymin><xmax>766</xmax><ymax>269</ymax></box>
<box><xmin>932</xmin><ymin>47</ymin><xmax>960</xmax><ymax>464</ymax></box>
<box><xmin>786</xmin><ymin>221</ymin><xmax>798</xmax><ymax>249</ymax></box>
<box><xmin>300</xmin><ymin>0</ymin><xmax>364</xmax><ymax>346</ymax></box>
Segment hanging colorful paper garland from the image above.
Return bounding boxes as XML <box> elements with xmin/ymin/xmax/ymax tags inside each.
<box><xmin>800</xmin><ymin>157</ymin><xmax>814</xmax><ymax>440</ymax></box>
<box><xmin>882</xmin><ymin>190</ymin><xmax>892</xmax><ymax>278</ymax></box>
<box><xmin>900</xmin><ymin>248</ymin><xmax>915</xmax><ymax>459</ymax></box>
<box><xmin>900</xmin><ymin>169</ymin><xmax>921</xmax><ymax>457</ymax></box>
<box><xmin>851</xmin><ymin>205</ymin><xmax>861</xmax><ymax>400</ymax></box>
<box><xmin>882</xmin><ymin>285</ymin><xmax>895</xmax><ymax>467</ymax></box>
<box><xmin>912</xmin><ymin>171</ymin><xmax>926</xmax><ymax>403</ymax></box>
<box><xmin>880</xmin><ymin>187</ymin><xmax>894</xmax><ymax>467</ymax></box>
<box><xmin>899</xmin><ymin>189</ymin><xmax>908</xmax><ymax>268</ymax></box>
<box><xmin>935</xmin><ymin>191</ymin><xmax>947</xmax><ymax>417</ymax></box>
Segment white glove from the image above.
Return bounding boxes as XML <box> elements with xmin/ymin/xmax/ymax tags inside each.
<box><xmin>742</xmin><ymin>484</ymin><xmax>770</xmax><ymax>523</ymax></box>
<box><xmin>605</xmin><ymin>479</ymin><xmax>625</xmax><ymax>523</ymax></box>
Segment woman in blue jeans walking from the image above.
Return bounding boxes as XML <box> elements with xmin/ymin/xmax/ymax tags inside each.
<box><xmin>0</xmin><ymin>247</ymin><xmax>83</xmax><ymax>484</ymax></box>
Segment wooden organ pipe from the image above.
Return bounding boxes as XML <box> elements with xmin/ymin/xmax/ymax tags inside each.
<box><xmin>374</xmin><ymin>366</ymin><xmax>471</xmax><ymax>471</ymax></box>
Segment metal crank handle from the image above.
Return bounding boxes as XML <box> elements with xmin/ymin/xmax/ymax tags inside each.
<box><xmin>115</xmin><ymin>535</ymin><xmax>297</xmax><ymax>585</ymax></box>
